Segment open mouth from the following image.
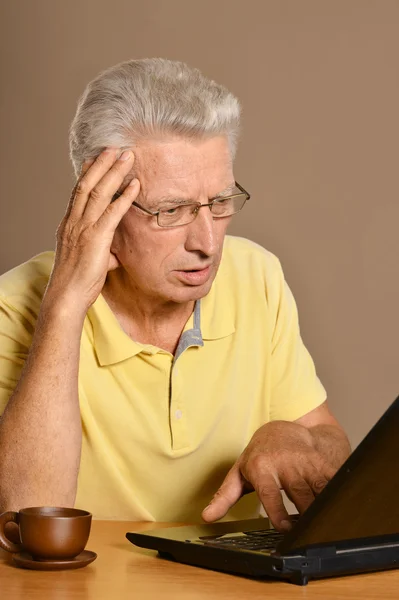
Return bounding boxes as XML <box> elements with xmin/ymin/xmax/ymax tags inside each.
<box><xmin>175</xmin><ymin>265</ymin><xmax>212</xmax><ymax>285</ymax></box>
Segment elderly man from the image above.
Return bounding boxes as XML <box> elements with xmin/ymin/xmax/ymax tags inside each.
<box><xmin>0</xmin><ymin>58</ymin><xmax>350</xmax><ymax>531</ymax></box>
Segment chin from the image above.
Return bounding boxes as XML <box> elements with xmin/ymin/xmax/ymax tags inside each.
<box><xmin>171</xmin><ymin>288</ymin><xmax>211</xmax><ymax>304</ymax></box>
<box><xmin>169</xmin><ymin>280</ymin><xmax>215</xmax><ymax>304</ymax></box>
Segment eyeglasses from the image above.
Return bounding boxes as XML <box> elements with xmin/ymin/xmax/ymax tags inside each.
<box><xmin>112</xmin><ymin>181</ymin><xmax>250</xmax><ymax>228</ymax></box>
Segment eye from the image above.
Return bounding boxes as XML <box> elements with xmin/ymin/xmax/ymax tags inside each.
<box><xmin>215</xmin><ymin>196</ymin><xmax>233</xmax><ymax>204</ymax></box>
<box><xmin>165</xmin><ymin>207</ymin><xmax>179</xmax><ymax>215</ymax></box>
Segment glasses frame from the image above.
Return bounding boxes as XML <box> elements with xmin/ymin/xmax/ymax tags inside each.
<box><xmin>112</xmin><ymin>181</ymin><xmax>250</xmax><ymax>228</ymax></box>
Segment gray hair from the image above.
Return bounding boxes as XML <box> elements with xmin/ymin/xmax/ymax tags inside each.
<box><xmin>69</xmin><ymin>58</ymin><xmax>241</xmax><ymax>176</ymax></box>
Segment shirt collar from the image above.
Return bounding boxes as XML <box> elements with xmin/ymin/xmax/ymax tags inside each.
<box><xmin>88</xmin><ymin>263</ymin><xmax>235</xmax><ymax>366</ymax></box>
<box><xmin>88</xmin><ymin>294</ymin><xmax>156</xmax><ymax>366</ymax></box>
<box><xmin>200</xmin><ymin>257</ymin><xmax>236</xmax><ymax>341</ymax></box>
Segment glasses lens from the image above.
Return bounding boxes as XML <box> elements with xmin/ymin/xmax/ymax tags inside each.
<box><xmin>157</xmin><ymin>190</ymin><xmax>248</xmax><ymax>227</ymax></box>
<box><xmin>158</xmin><ymin>204</ymin><xmax>197</xmax><ymax>227</ymax></box>
<box><xmin>211</xmin><ymin>194</ymin><xmax>247</xmax><ymax>217</ymax></box>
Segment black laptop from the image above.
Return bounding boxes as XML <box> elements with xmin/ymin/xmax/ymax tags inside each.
<box><xmin>127</xmin><ymin>396</ymin><xmax>399</xmax><ymax>585</ymax></box>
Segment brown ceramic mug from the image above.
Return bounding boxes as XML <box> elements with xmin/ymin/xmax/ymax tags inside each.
<box><xmin>0</xmin><ymin>507</ymin><xmax>92</xmax><ymax>560</ymax></box>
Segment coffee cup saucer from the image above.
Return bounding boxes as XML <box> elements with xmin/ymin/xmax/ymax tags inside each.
<box><xmin>12</xmin><ymin>549</ymin><xmax>97</xmax><ymax>570</ymax></box>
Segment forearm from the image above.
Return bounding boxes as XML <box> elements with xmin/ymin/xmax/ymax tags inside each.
<box><xmin>0</xmin><ymin>290</ymin><xmax>86</xmax><ymax>511</ymax></box>
<box><xmin>309</xmin><ymin>424</ymin><xmax>351</xmax><ymax>470</ymax></box>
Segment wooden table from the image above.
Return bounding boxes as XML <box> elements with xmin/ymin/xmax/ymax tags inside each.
<box><xmin>1</xmin><ymin>520</ymin><xmax>399</xmax><ymax>599</ymax></box>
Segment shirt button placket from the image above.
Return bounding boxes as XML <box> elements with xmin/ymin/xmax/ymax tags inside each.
<box><xmin>170</xmin><ymin>362</ymin><xmax>188</xmax><ymax>451</ymax></box>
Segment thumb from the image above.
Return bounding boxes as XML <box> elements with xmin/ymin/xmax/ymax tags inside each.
<box><xmin>202</xmin><ymin>465</ymin><xmax>244</xmax><ymax>522</ymax></box>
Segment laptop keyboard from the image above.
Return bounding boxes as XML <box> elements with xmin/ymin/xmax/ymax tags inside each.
<box><xmin>197</xmin><ymin>515</ymin><xmax>300</xmax><ymax>555</ymax></box>
<box><xmin>201</xmin><ymin>530</ymin><xmax>283</xmax><ymax>553</ymax></box>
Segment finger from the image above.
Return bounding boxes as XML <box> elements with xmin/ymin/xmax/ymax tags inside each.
<box><xmin>321</xmin><ymin>462</ymin><xmax>338</xmax><ymax>482</ymax></box>
<box><xmin>307</xmin><ymin>459</ymin><xmax>336</xmax><ymax>496</ymax></box>
<box><xmin>70</xmin><ymin>148</ymin><xmax>119</xmax><ymax>220</ymax></box>
<box><xmin>308</xmin><ymin>475</ymin><xmax>330</xmax><ymax>496</ymax></box>
<box><xmin>251</xmin><ymin>474</ymin><xmax>291</xmax><ymax>532</ymax></box>
<box><xmin>202</xmin><ymin>466</ymin><xmax>244</xmax><ymax>522</ymax></box>
<box><xmin>83</xmin><ymin>150</ymin><xmax>135</xmax><ymax>223</ymax></box>
<box><xmin>96</xmin><ymin>177</ymin><xmax>141</xmax><ymax>232</ymax></box>
<box><xmin>282</xmin><ymin>473</ymin><xmax>315</xmax><ymax>514</ymax></box>
<box><xmin>64</xmin><ymin>159</ymin><xmax>96</xmax><ymax>221</ymax></box>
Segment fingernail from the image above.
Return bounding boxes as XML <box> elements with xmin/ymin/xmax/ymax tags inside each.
<box><xmin>119</xmin><ymin>150</ymin><xmax>133</xmax><ymax>161</ymax></box>
<box><xmin>280</xmin><ymin>520</ymin><xmax>292</xmax><ymax>531</ymax></box>
<box><xmin>128</xmin><ymin>178</ymin><xmax>139</xmax><ymax>187</ymax></box>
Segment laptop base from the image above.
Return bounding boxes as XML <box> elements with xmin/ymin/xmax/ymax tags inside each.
<box><xmin>128</xmin><ymin>527</ymin><xmax>399</xmax><ymax>586</ymax></box>
<box><xmin>127</xmin><ymin>516</ymin><xmax>399</xmax><ymax>586</ymax></box>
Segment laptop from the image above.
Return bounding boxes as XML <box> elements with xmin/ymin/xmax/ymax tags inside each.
<box><xmin>126</xmin><ymin>396</ymin><xmax>399</xmax><ymax>585</ymax></box>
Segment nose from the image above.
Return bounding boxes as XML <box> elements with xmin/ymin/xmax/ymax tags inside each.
<box><xmin>184</xmin><ymin>205</ymin><xmax>218</xmax><ymax>258</ymax></box>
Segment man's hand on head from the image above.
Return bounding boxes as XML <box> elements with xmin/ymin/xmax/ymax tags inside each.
<box><xmin>48</xmin><ymin>148</ymin><xmax>140</xmax><ymax>314</ymax></box>
<box><xmin>201</xmin><ymin>417</ymin><xmax>349</xmax><ymax>532</ymax></box>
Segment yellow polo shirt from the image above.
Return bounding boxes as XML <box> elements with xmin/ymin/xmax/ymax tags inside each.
<box><xmin>0</xmin><ymin>236</ymin><xmax>326</xmax><ymax>521</ymax></box>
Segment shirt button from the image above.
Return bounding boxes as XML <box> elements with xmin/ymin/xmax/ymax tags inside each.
<box><xmin>175</xmin><ymin>409</ymin><xmax>183</xmax><ymax>420</ymax></box>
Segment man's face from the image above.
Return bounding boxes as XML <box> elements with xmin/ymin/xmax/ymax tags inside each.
<box><xmin>111</xmin><ymin>135</ymin><xmax>234</xmax><ymax>304</ymax></box>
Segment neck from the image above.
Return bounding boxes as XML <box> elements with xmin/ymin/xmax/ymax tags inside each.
<box><xmin>102</xmin><ymin>269</ymin><xmax>195</xmax><ymax>354</ymax></box>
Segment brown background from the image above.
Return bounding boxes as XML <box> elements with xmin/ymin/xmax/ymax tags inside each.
<box><xmin>1</xmin><ymin>0</ymin><xmax>398</xmax><ymax>448</ymax></box>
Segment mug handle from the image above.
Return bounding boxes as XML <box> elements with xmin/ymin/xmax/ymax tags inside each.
<box><xmin>0</xmin><ymin>512</ymin><xmax>23</xmax><ymax>553</ymax></box>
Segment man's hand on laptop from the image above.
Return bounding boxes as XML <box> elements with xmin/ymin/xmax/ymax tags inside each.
<box><xmin>201</xmin><ymin>420</ymin><xmax>337</xmax><ymax>532</ymax></box>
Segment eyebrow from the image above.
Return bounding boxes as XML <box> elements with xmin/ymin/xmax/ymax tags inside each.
<box><xmin>152</xmin><ymin>182</ymin><xmax>237</xmax><ymax>207</ymax></box>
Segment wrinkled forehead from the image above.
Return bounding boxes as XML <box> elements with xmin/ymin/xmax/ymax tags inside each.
<box><xmin>124</xmin><ymin>135</ymin><xmax>234</xmax><ymax>201</ymax></box>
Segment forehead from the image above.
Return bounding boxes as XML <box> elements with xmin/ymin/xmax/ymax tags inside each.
<box><xmin>132</xmin><ymin>135</ymin><xmax>234</xmax><ymax>199</ymax></box>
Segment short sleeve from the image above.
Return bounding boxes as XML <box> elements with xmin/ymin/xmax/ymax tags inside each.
<box><xmin>0</xmin><ymin>296</ymin><xmax>34</xmax><ymax>415</ymax></box>
<box><xmin>268</xmin><ymin>260</ymin><xmax>326</xmax><ymax>422</ymax></box>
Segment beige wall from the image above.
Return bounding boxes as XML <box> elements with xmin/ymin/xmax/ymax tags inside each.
<box><xmin>1</xmin><ymin>0</ymin><xmax>398</xmax><ymax>447</ymax></box>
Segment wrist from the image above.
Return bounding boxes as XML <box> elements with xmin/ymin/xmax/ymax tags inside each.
<box><xmin>41</xmin><ymin>285</ymin><xmax>89</xmax><ymax>326</ymax></box>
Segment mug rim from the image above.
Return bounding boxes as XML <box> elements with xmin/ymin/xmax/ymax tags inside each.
<box><xmin>19</xmin><ymin>507</ymin><xmax>91</xmax><ymax>519</ymax></box>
